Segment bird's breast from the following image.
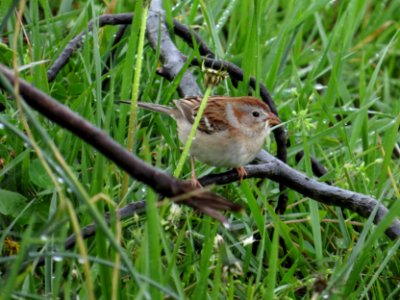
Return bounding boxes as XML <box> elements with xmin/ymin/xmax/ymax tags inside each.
<box><xmin>176</xmin><ymin>120</ymin><xmax>269</xmax><ymax>167</ymax></box>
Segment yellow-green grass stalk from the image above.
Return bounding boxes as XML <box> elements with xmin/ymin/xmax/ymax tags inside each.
<box><xmin>120</xmin><ymin>3</ymin><xmax>149</xmax><ymax>197</ymax></box>
<box><xmin>173</xmin><ymin>86</ymin><xmax>212</xmax><ymax>178</ymax></box>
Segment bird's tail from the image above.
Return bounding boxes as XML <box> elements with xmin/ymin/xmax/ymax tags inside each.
<box><xmin>116</xmin><ymin>100</ymin><xmax>174</xmax><ymax>116</ymax></box>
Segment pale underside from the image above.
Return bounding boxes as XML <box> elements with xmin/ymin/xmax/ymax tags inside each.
<box><xmin>177</xmin><ymin>119</ymin><xmax>271</xmax><ymax>167</ymax></box>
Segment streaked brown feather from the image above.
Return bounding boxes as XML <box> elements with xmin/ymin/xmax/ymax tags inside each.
<box><xmin>174</xmin><ymin>96</ymin><xmax>243</xmax><ymax>134</ymax></box>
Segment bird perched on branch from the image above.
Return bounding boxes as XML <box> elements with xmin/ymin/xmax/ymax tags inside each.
<box><xmin>120</xmin><ymin>96</ymin><xmax>280</xmax><ymax>182</ymax></box>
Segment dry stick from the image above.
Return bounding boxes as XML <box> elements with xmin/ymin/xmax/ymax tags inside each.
<box><xmin>0</xmin><ymin>64</ymin><xmax>241</xmax><ymax>221</ymax></box>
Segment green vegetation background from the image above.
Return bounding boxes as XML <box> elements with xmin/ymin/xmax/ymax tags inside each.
<box><xmin>0</xmin><ymin>0</ymin><xmax>399</xmax><ymax>299</ymax></box>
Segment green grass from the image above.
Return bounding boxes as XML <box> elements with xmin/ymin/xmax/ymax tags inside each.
<box><xmin>1</xmin><ymin>0</ymin><xmax>400</xmax><ymax>299</ymax></box>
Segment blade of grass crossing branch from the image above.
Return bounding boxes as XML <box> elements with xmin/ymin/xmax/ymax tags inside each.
<box><xmin>120</xmin><ymin>2</ymin><xmax>148</xmax><ymax>197</ymax></box>
<box><xmin>30</xmin><ymin>0</ymin><xmax>49</xmax><ymax>92</ymax></box>
<box><xmin>117</xmin><ymin>0</ymin><xmax>144</xmax><ymax>144</ymax></box>
<box><xmin>174</xmin><ymin>86</ymin><xmax>212</xmax><ymax>178</ymax></box>
<box><xmin>126</xmin><ymin>1</ymin><xmax>149</xmax><ymax>152</ymax></box>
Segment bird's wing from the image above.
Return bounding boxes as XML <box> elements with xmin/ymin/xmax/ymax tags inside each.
<box><xmin>174</xmin><ymin>96</ymin><xmax>228</xmax><ymax>134</ymax></box>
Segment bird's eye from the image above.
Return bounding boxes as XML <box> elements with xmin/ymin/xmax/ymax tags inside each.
<box><xmin>252</xmin><ymin>111</ymin><xmax>260</xmax><ymax>117</ymax></box>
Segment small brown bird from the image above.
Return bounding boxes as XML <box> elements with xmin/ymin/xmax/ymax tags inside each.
<box><xmin>132</xmin><ymin>96</ymin><xmax>280</xmax><ymax>179</ymax></box>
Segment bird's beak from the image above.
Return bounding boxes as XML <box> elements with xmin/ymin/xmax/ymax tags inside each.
<box><xmin>267</xmin><ymin>113</ymin><xmax>281</xmax><ymax>126</ymax></box>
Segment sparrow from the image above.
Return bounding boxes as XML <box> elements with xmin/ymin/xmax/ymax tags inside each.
<box><xmin>130</xmin><ymin>96</ymin><xmax>280</xmax><ymax>180</ymax></box>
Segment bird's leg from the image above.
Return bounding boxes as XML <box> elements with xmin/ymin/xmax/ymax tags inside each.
<box><xmin>236</xmin><ymin>166</ymin><xmax>247</xmax><ymax>181</ymax></box>
<box><xmin>190</xmin><ymin>156</ymin><xmax>202</xmax><ymax>188</ymax></box>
